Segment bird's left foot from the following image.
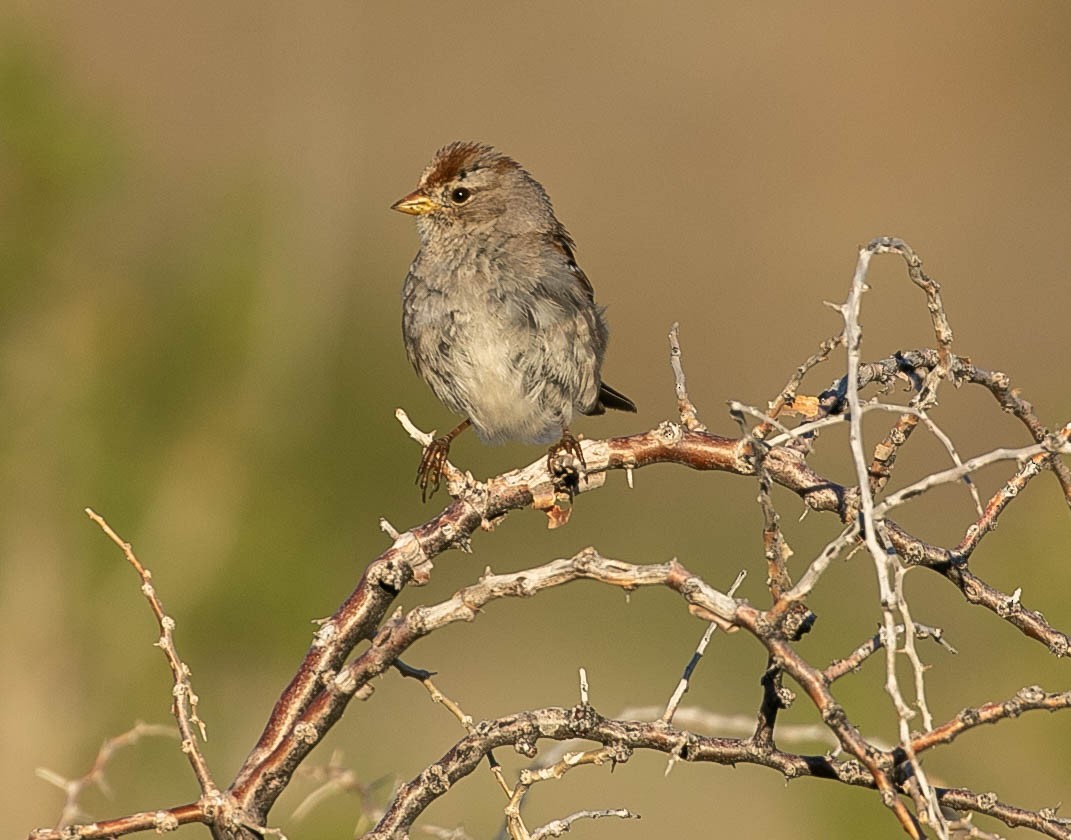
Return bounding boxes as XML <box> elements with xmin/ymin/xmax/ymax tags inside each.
<box><xmin>547</xmin><ymin>430</ymin><xmax>586</xmax><ymax>493</ymax></box>
<box><xmin>417</xmin><ymin>436</ymin><xmax>451</xmax><ymax>502</ymax></box>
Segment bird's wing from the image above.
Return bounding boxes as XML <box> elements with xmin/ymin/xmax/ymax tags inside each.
<box><xmin>549</xmin><ymin>229</ymin><xmax>597</xmax><ymax>302</ymax></box>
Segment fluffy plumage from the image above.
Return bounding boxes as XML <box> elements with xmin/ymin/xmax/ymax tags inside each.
<box><xmin>393</xmin><ymin>141</ymin><xmax>635</xmax><ymax>497</ymax></box>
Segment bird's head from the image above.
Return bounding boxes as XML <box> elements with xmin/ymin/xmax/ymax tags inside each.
<box><xmin>392</xmin><ymin>141</ymin><xmax>559</xmax><ymax>241</ymax></box>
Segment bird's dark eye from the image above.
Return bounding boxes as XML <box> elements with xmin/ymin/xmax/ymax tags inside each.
<box><xmin>450</xmin><ymin>187</ymin><xmax>472</xmax><ymax>204</ymax></box>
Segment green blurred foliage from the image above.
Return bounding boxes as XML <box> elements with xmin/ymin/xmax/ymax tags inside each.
<box><xmin>2</xmin><ymin>4</ymin><xmax>1069</xmax><ymax>840</ymax></box>
<box><xmin>0</xmin><ymin>37</ymin><xmax>119</xmax><ymax>308</ymax></box>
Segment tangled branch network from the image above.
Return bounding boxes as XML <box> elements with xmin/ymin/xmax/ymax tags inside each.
<box><xmin>30</xmin><ymin>238</ymin><xmax>1071</xmax><ymax>840</ymax></box>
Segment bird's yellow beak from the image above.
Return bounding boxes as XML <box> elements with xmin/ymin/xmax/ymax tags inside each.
<box><xmin>391</xmin><ymin>190</ymin><xmax>441</xmax><ymax>216</ymax></box>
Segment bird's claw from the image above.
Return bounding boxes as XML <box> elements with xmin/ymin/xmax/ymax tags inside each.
<box><xmin>417</xmin><ymin>436</ymin><xmax>452</xmax><ymax>502</ymax></box>
<box><xmin>547</xmin><ymin>431</ymin><xmax>586</xmax><ymax>494</ymax></box>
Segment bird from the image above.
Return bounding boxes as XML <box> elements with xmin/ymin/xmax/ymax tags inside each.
<box><xmin>391</xmin><ymin>141</ymin><xmax>636</xmax><ymax>500</ymax></box>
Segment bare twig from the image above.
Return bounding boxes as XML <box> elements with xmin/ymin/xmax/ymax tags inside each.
<box><xmin>530</xmin><ymin>808</ymin><xmax>640</xmax><ymax>839</ymax></box>
<box><xmin>955</xmin><ymin>423</ymin><xmax>1071</xmax><ymax>561</ymax></box>
<box><xmin>661</xmin><ymin>570</ymin><xmax>747</xmax><ymax>724</ymax></box>
<box><xmin>505</xmin><ymin>746</ymin><xmax>631</xmax><ymax>839</ymax></box>
<box><xmin>823</xmin><ymin>623</ymin><xmax>956</xmax><ymax>684</ymax></box>
<box><xmin>84</xmin><ymin>510</ymin><xmax>215</xmax><ymax>793</ymax></box>
<box><xmin>28</xmin><ymin>803</ymin><xmax>208</xmax><ymax>840</ymax></box>
<box><xmin>292</xmin><ymin>750</ymin><xmax>389</xmax><ymax>826</ymax></box>
<box><xmin>396</xmin><ymin>660</ymin><xmax>512</xmax><ymax>798</ymax></box>
<box><xmin>668</xmin><ymin>322</ymin><xmax>706</xmax><ymax>432</ymax></box>
<box><xmin>912</xmin><ymin>686</ymin><xmax>1071</xmax><ymax>755</ymax></box>
<box><xmin>35</xmin><ymin>722</ymin><xmax>179</xmax><ymax>830</ymax></box>
<box><xmin>875</xmin><ymin>442</ymin><xmax>1069</xmax><ymax>517</ymax></box>
<box><xmin>752</xmin><ymin>332</ymin><xmax>845</xmax><ymax>444</ymax></box>
<box><xmin>840</xmin><ymin>239</ymin><xmax>943</xmax><ymax>838</ymax></box>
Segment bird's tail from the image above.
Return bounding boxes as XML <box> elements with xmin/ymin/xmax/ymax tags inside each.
<box><xmin>595</xmin><ymin>382</ymin><xmax>637</xmax><ymax>414</ymax></box>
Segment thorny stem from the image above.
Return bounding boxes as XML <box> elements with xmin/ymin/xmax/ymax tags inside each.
<box><xmin>34</xmin><ymin>240</ymin><xmax>1071</xmax><ymax>840</ymax></box>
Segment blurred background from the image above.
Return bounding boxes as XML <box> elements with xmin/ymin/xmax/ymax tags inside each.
<box><xmin>4</xmin><ymin>3</ymin><xmax>1070</xmax><ymax>838</ymax></box>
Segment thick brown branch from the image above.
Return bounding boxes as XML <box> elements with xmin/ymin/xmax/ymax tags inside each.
<box><xmin>362</xmin><ymin>706</ymin><xmax>866</xmax><ymax>838</ymax></box>
<box><xmin>228</xmin><ymin>544</ymin><xmax>422</xmax><ymax>813</ymax></box>
<box><xmin>52</xmin><ymin>397</ymin><xmax>1067</xmax><ymax>840</ymax></box>
<box><xmin>365</xmin><ymin>705</ymin><xmax>1071</xmax><ymax>840</ymax></box>
<box><xmin>228</xmin><ymin>402</ymin><xmax>1068</xmax><ymax>822</ymax></box>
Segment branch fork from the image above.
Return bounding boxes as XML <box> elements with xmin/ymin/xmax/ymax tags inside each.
<box><xmin>34</xmin><ymin>239</ymin><xmax>1071</xmax><ymax>840</ymax></box>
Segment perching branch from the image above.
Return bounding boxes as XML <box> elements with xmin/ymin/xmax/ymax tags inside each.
<box><xmin>30</xmin><ymin>239</ymin><xmax>1071</xmax><ymax>840</ymax></box>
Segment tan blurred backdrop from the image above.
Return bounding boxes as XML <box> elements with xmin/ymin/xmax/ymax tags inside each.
<box><xmin>3</xmin><ymin>3</ymin><xmax>1070</xmax><ymax>838</ymax></box>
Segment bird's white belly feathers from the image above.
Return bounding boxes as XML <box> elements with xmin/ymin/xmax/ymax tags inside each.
<box><xmin>454</xmin><ymin>321</ymin><xmax>566</xmax><ymax>445</ymax></box>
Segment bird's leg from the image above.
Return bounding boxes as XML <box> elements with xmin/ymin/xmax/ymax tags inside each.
<box><xmin>417</xmin><ymin>418</ymin><xmax>471</xmax><ymax>502</ymax></box>
<box><xmin>547</xmin><ymin>428</ymin><xmax>586</xmax><ymax>494</ymax></box>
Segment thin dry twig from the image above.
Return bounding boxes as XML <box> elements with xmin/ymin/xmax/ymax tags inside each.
<box><xmin>530</xmin><ymin>808</ymin><xmax>640</xmax><ymax>839</ymax></box>
<box><xmin>752</xmin><ymin>332</ymin><xmax>845</xmax><ymax>444</ymax></box>
<box><xmin>84</xmin><ymin>509</ymin><xmax>215</xmax><ymax>793</ymax></box>
<box><xmin>35</xmin><ymin>722</ymin><xmax>179</xmax><ymax>830</ymax></box>
<box><xmin>823</xmin><ymin>623</ymin><xmax>956</xmax><ymax>684</ymax></box>
<box><xmin>668</xmin><ymin>321</ymin><xmax>707</xmax><ymax>432</ymax></box>
<box><xmin>396</xmin><ymin>660</ymin><xmax>513</xmax><ymax>798</ymax></box>
<box><xmin>839</xmin><ymin>239</ymin><xmax>945</xmax><ymax>837</ymax></box>
<box><xmin>291</xmin><ymin>750</ymin><xmax>391</xmax><ymax>831</ymax></box>
<box><xmin>661</xmin><ymin>569</ymin><xmax>747</xmax><ymax>724</ymax></box>
<box><xmin>505</xmin><ymin>745</ymin><xmax>632</xmax><ymax>840</ymax></box>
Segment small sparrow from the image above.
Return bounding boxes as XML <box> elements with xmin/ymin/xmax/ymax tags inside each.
<box><xmin>392</xmin><ymin>141</ymin><xmax>636</xmax><ymax>499</ymax></box>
